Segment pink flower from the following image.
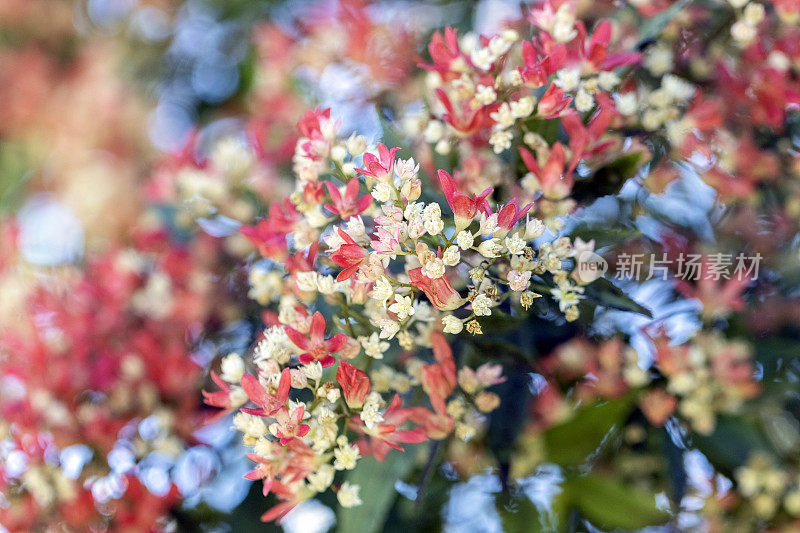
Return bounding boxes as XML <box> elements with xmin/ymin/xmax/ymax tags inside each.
<box><xmin>336</xmin><ymin>361</ymin><xmax>371</xmax><ymax>409</ymax></box>
<box><xmin>324</xmin><ymin>178</ymin><xmax>372</xmax><ymax>219</ymax></box>
<box><xmin>507</xmin><ymin>270</ymin><xmax>532</xmax><ymax>291</ymax></box>
<box><xmin>274</xmin><ymin>405</ymin><xmax>310</xmax><ymax>445</ymax></box>
<box><xmin>285</xmin><ymin>311</ymin><xmax>348</xmax><ymax>367</ymax></box>
<box><xmin>239</xmin><ymin>368</ymin><xmax>291</xmax><ymax>417</ymax></box>
<box><xmin>409</xmin><ymin>267</ymin><xmax>464</xmax><ymax>310</ymax></box>
<box><xmin>356</xmin><ymin>143</ymin><xmax>398</xmax><ymax>182</ymax></box>
<box><xmin>329</xmin><ymin>228</ymin><xmax>369</xmax><ymax>281</ymax></box>
<box><xmin>437</xmin><ymin>170</ymin><xmax>493</xmax><ymax>229</ymax></box>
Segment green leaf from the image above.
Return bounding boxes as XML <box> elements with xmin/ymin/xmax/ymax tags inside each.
<box><xmin>562</xmin><ymin>473</ymin><xmax>671</xmax><ymax>530</ymax></box>
<box><xmin>496</xmin><ymin>492</ymin><xmax>548</xmax><ymax>533</ymax></box>
<box><xmin>572</xmin><ymin>152</ymin><xmax>643</xmax><ymax>202</ymax></box>
<box><xmin>584</xmin><ymin>277</ymin><xmax>653</xmax><ymax>318</ymax></box>
<box><xmin>543</xmin><ymin>396</ymin><xmax>635</xmax><ymax>465</ymax></box>
<box><xmin>691</xmin><ymin>416</ymin><xmax>773</xmax><ymax>473</ymax></box>
<box><xmin>337</xmin><ymin>451</ymin><xmax>416</xmax><ymax>533</ymax></box>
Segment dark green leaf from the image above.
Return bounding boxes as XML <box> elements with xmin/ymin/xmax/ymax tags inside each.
<box><xmin>572</xmin><ymin>152</ymin><xmax>643</xmax><ymax>202</ymax></box>
<box><xmin>562</xmin><ymin>473</ymin><xmax>671</xmax><ymax>530</ymax></box>
<box><xmin>691</xmin><ymin>416</ymin><xmax>773</xmax><ymax>474</ymax></box>
<box><xmin>543</xmin><ymin>396</ymin><xmax>635</xmax><ymax>465</ymax></box>
<box><xmin>496</xmin><ymin>492</ymin><xmax>547</xmax><ymax>533</ymax></box>
<box><xmin>584</xmin><ymin>277</ymin><xmax>653</xmax><ymax>318</ymax></box>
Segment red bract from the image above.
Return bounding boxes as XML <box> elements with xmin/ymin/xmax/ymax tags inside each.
<box><xmin>284</xmin><ymin>311</ymin><xmax>348</xmax><ymax>367</ymax></box>
<box><xmin>354</xmin><ymin>394</ymin><xmax>427</xmax><ymax>460</ymax></box>
<box><xmin>356</xmin><ymin>142</ymin><xmax>398</xmax><ymax>182</ymax></box>
<box><xmin>409</xmin><ymin>267</ymin><xmax>464</xmax><ymax>311</ymax></box>
<box><xmin>519</xmin><ymin>141</ymin><xmax>581</xmax><ymax>199</ymax></box>
<box><xmin>329</xmin><ymin>228</ymin><xmax>369</xmax><ymax>281</ymax></box>
<box><xmin>420</xmin><ymin>26</ymin><xmax>462</xmax><ymax>81</ymax></box>
<box><xmin>421</xmin><ymin>333</ymin><xmax>457</xmax><ymax>415</ymax></box>
<box><xmin>324</xmin><ymin>177</ymin><xmax>372</xmax><ymax>219</ymax></box>
<box><xmin>438</xmin><ymin>170</ymin><xmax>493</xmax><ymax>229</ymax></box>
<box><xmin>240</xmin><ymin>368</ymin><xmax>291</xmax><ymax>416</ymax></box>
<box><xmin>494</xmin><ymin>199</ymin><xmax>534</xmax><ymax>233</ymax></box>
<box><xmin>435</xmin><ymin>88</ymin><xmax>498</xmax><ymax>136</ymax></box>
<box><xmin>336</xmin><ymin>360</ymin><xmax>371</xmax><ymax>408</ymax></box>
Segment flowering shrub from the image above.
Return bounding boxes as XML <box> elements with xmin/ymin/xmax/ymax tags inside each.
<box><xmin>3</xmin><ymin>0</ymin><xmax>800</xmax><ymax>531</ymax></box>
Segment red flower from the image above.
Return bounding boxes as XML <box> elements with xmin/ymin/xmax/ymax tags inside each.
<box><xmin>519</xmin><ymin>141</ymin><xmax>581</xmax><ymax>200</ymax></box>
<box><xmin>202</xmin><ymin>371</ymin><xmax>238</xmax><ymax>413</ymax></box>
<box><xmin>324</xmin><ymin>178</ymin><xmax>372</xmax><ymax>219</ymax></box>
<box><xmin>329</xmin><ymin>228</ymin><xmax>369</xmax><ymax>281</ymax></box>
<box><xmin>274</xmin><ymin>405</ymin><xmax>310</xmax><ymax>445</ymax></box>
<box><xmin>356</xmin><ymin>142</ymin><xmax>398</xmax><ymax>182</ymax></box>
<box><xmin>409</xmin><ymin>267</ymin><xmax>464</xmax><ymax>311</ymax></box>
<box><xmin>240</xmin><ymin>368</ymin><xmax>291</xmax><ymax>417</ymax></box>
<box><xmin>354</xmin><ymin>394</ymin><xmax>427</xmax><ymax>460</ymax></box>
<box><xmin>420</xmin><ymin>27</ymin><xmax>462</xmax><ymax>81</ymax></box>
<box><xmin>537</xmin><ymin>83</ymin><xmax>571</xmax><ymax>118</ymax></box>
<box><xmin>435</xmin><ymin>89</ymin><xmax>498</xmax><ymax>136</ymax></box>
<box><xmin>437</xmin><ymin>170</ymin><xmax>493</xmax><ymax>230</ymax></box>
<box><xmin>420</xmin><ymin>333</ymin><xmax>457</xmax><ymax>415</ymax></box>
<box><xmin>285</xmin><ymin>311</ymin><xmax>348</xmax><ymax>367</ymax></box>
<box><xmin>336</xmin><ymin>360</ymin><xmax>371</xmax><ymax>409</ymax></box>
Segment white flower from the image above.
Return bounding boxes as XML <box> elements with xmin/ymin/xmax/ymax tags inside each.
<box><xmin>404</xmin><ymin>202</ymin><xmax>424</xmax><ymax>221</ymax></box>
<box><xmin>346</xmin><ymin>133</ymin><xmax>367</xmax><ymax>156</ymax></box>
<box><xmin>442</xmin><ymin>245</ymin><xmax>461</xmax><ymax>267</ymax></box>
<box><xmin>425</xmin><ymin>217</ymin><xmax>444</xmax><ymax>235</ymax></box>
<box><xmin>644</xmin><ymin>46</ymin><xmax>673</xmax><ymax>76</ymax></box>
<box><xmin>396</xmin><ymin>157</ymin><xmax>420</xmax><ymax>182</ymax></box>
<box><xmin>510</xmin><ymin>97</ymin><xmax>534</xmax><ymax>119</ymax></box>
<box><xmin>304</xmin><ymin>361</ymin><xmax>323</xmax><ymax>381</ymax></box>
<box><xmin>555</xmin><ymin>67</ymin><xmax>581</xmax><ymax>92</ymax></box>
<box><xmin>316</xmin><ymin>274</ymin><xmax>338</xmax><ymax>295</ymax></box>
<box><xmin>731</xmin><ymin>20</ymin><xmax>757</xmax><ymax>44</ymax></box>
<box><xmin>388</xmin><ymin>295</ymin><xmax>415</xmax><ymax>321</ymax></box>
<box><xmin>296</xmin><ymin>271</ymin><xmax>318</xmax><ymax>292</ymax></box>
<box><xmin>360</xmin><ymin>333</ymin><xmax>390</xmax><ymax>359</ymax></box>
<box><xmin>472</xmin><ymin>294</ymin><xmax>493</xmax><ymax>316</ymax></box>
<box><xmin>370</xmin><ymin>276</ymin><xmax>394</xmax><ymax>307</ymax></box>
<box><xmin>421</xmin><ymin>257</ymin><xmax>446</xmax><ymax>279</ymax></box>
<box><xmin>475</xmin><ymin>84</ymin><xmax>497</xmax><ymax>105</ymax></box>
<box><xmin>423</xmin><ymin>202</ymin><xmax>442</xmax><ymax>221</ymax></box>
<box><xmin>525</xmin><ymin>217</ymin><xmax>546</xmax><ymax>240</ymax></box>
<box><xmin>489</xmin><ymin>129</ymin><xmax>514</xmax><ymax>154</ymax></box>
<box><xmin>442</xmin><ymin>315</ymin><xmax>464</xmax><ymax>334</ymax></box>
<box><xmin>574</xmin><ymin>89</ymin><xmax>595</xmax><ymax>113</ymax></box>
<box><xmin>220</xmin><ymin>353</ymin><xmax>245</xmax><ymax>383</ymax></box>
<box><xmin>456</xmin><ymin>230</ymin><xmax>475</xmax><ymax>250</ymax></box>
<box><xmin>477</xmin><ymin>238</ymin><xmax>502</xmax><ymax>258</ymax></box>
<box><xmin>360</xmin><ymin>392</ymin><xmax>384</xmax><ymax>429</ymax></box>
<box><xmin>470</xmin><ymin>47</ymin><xmax>495</xmax><ymax>71</ymax></box>
<box><xmin>424</xmin><ymin>120</ymin><xmax>444</xmax><ymax>143</ymax></box>
<box><xmin>597</xmin><ymin>71</ymin><xmax>620</xmax><ymax>91</ymax></box>
<box><xmin>233</xmin><ymin>412</ymin><xmax>267</xmax><ymax>438</ymax></box>
<box><xmin>372</xmin><ymin>182</ymin><xmax>394</xmax><ymax>203</ymax></box>
<box><xmin>308</xmin><ymin>465</ymin><xmax>335</xmax><ymax>493</ymax></box>
<box><xmin>337</xmin><ymin>482</ymin><xmax>363</xmax><ymax>508</ymax></box>
<box><xmin>505</xmin><ymin>234</ymin><xmax>527</xmax><ymax>255</ymax></box>
<box><xmin>489</xmin><ymin>103</ymin><xmax>515</xmax><ymax>128</ymax></box>
<box><xmin>613</xmin><ymin>93</ymin><xmax>637</xmax><ymax>116</ymax></box>
<box><xmin>334</xmin><ymin>443</ymin><xmax>361</xmax><ymax>470</ymax></box>
<box><xmin>377</xmin><ymin>318</ymin><xmax>401</xmax><ymax>339</ymax></box>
